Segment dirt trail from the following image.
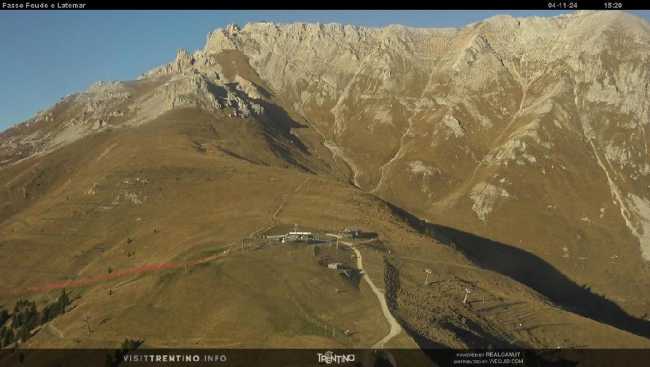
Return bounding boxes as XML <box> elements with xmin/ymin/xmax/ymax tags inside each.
<box><xmin>47</xmin><ymin>323</ymin><xmax>65</xmax><ymax>339</ymax></box>
<box><xmin>273</xmin><ymin>176</ymin><xmax>310</xmax><ymax>219</ymax></box>
<box><xmin>327</xmin><ymin>234</ymin><xmax>402</xmax><ymax>348</ymax></box>
<box><xmin>249</xmin><ymin>176</ymin><xmax>311</xmax><ymax>238</ymax></box>
<box><xmin>3</xmin><ymin>161</ymin><xmax>40</xmax><ymax>188</ymax></box>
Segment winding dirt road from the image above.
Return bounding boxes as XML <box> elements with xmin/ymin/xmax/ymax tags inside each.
<box><xmin>327</xmin><ymin>234</ymin><xmax>402</xmax><ymax>348</ymax></box>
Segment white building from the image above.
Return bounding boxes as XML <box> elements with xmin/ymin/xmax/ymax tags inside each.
<box><xmin>266</xmin><ymin>230</ymin><xmax>317</xmax><ymax>243</ymax></box>
<box><xmin>286</xmin><ymin>231</ymin><xmax>315</xmax><ymax>242</ymax></box>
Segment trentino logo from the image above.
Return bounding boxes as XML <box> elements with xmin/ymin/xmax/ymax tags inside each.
<box><xmin>317</xmin><ymin>351</ymin><xmax>356</xmax><ymax>365</ymax></box>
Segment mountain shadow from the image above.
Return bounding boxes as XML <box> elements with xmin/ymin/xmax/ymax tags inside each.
<box><xmin>385</xmin><ymin>202</ymin><xmax>650</xmax><ymax>340</ymax></box>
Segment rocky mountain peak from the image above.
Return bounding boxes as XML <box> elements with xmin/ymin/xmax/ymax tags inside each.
<box><xmin>225</xmin><ymin>23</ymin><xmax>241</xmax><ymax>34</ymax></box>
<box><xmin>173</xmin><ymin>48</ymin><xmax>194</xmax><ymax>72</ymax></box>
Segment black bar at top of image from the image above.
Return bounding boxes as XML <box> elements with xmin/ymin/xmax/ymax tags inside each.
<box><xmin>0</xmin><ymin>0</ymin><xmax>649</xmax><ymax>11</ymax></box>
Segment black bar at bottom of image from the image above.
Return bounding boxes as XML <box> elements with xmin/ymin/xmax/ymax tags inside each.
<box><xmin>2</xmin><ymin>348</ymin><xmax>650</xmax><ymax>367</ymax></box>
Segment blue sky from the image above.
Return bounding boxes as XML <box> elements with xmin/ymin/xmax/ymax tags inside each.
<box><xmin>0</xmin><ymin>10</ymin><xmax>648</xmax><ymax>131</ymax></box>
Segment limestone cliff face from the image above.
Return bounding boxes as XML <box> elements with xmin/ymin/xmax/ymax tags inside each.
<box><xmin>2</xmin><ymin>11</ymin><xmax>650</xmax><ymax>316</ymax></box>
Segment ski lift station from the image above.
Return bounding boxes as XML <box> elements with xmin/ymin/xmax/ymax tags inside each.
<box><xmin>265</xmin><ymin>230</ymin><xmax>318</xmax><ymax>243</ymax></box>
<box><xmin>341</xmin><ymin>228</ymin><xmax>361</xmax><ymax>239</ymax></box>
